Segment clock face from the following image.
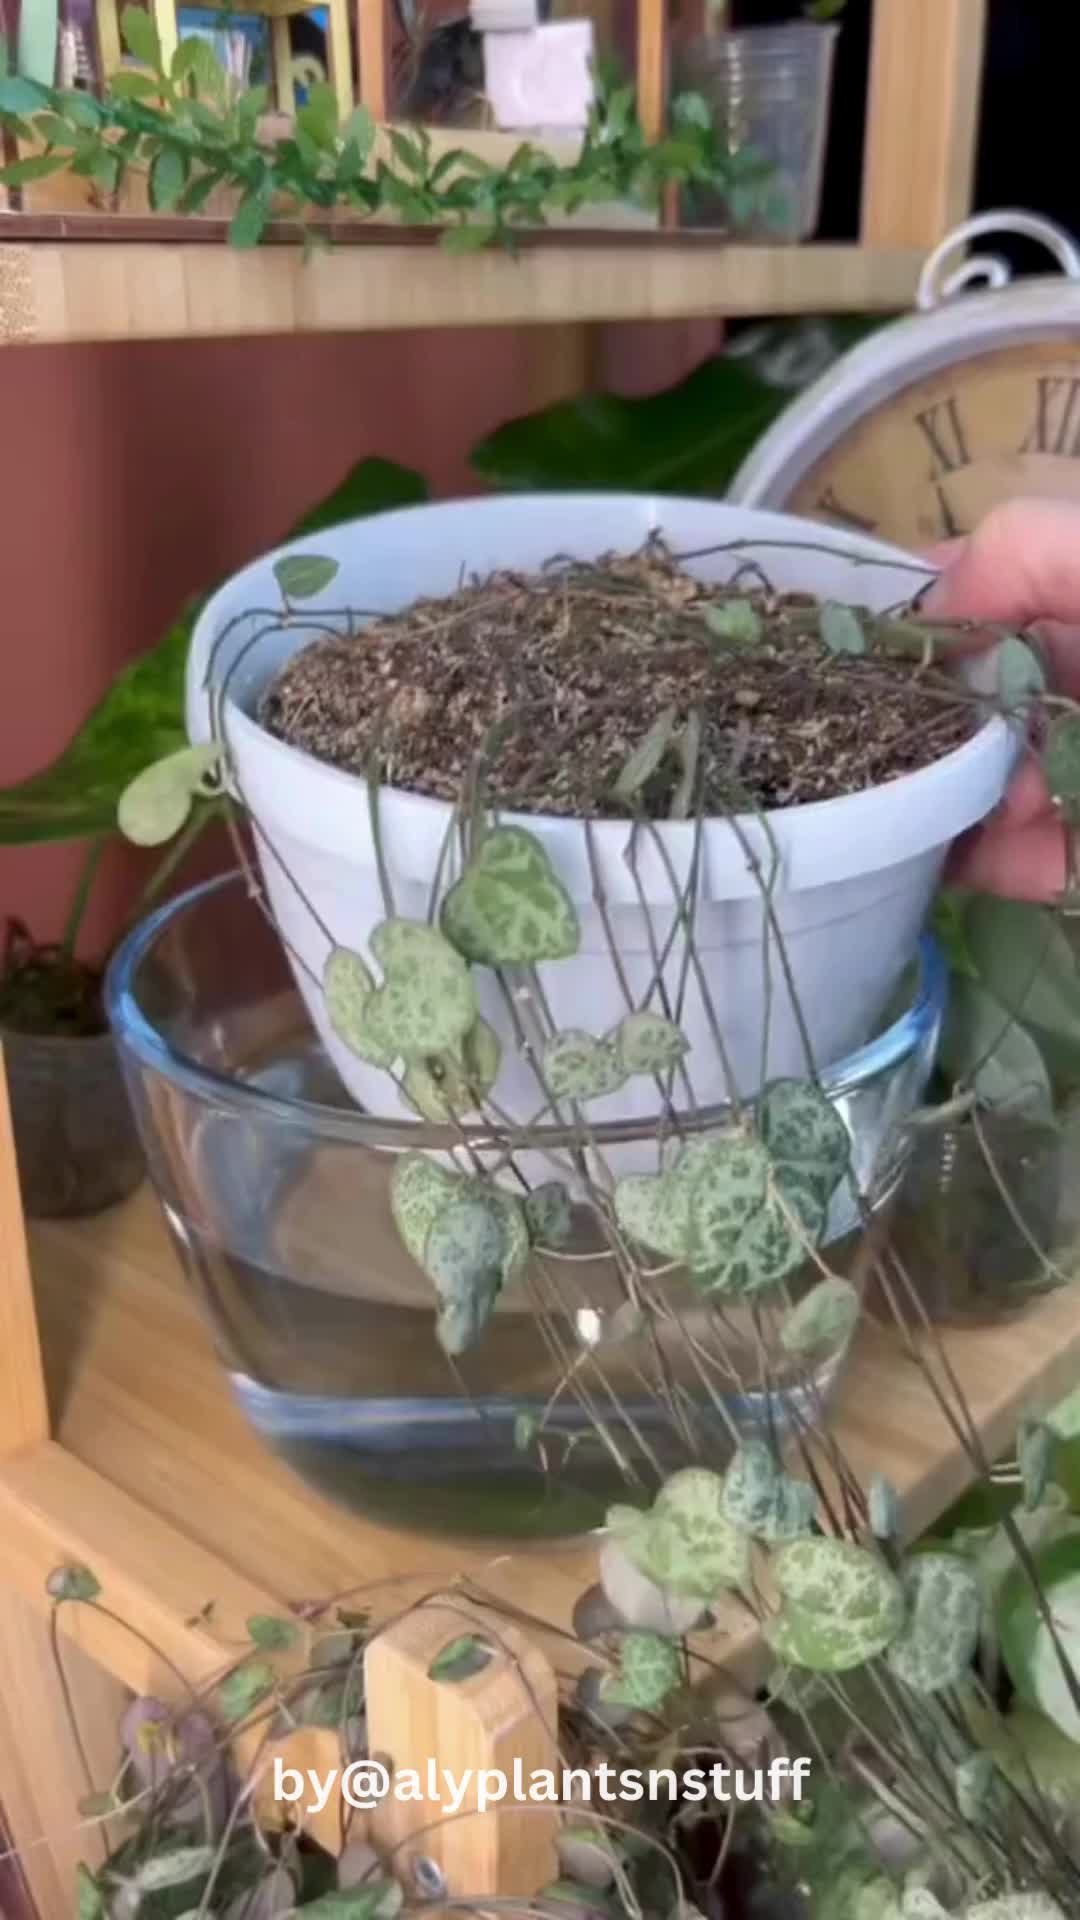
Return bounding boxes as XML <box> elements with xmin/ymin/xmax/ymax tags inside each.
<box><xmin>785</xmin><ymin>337</ymin><xmax>1080</xmax><ymax>547</ymax></box>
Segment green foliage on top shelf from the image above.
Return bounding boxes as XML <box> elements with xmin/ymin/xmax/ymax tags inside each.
<box><xmin>0</xmin><ymin>7</ymin><xmax>778</xmax><ymax>252</ymax></box>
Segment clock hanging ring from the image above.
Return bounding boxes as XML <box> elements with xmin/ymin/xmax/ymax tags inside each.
<box><xmin>730</xmin><ymin>212</ymin><xmax>1080</xmax><ymax>549</ymax></box>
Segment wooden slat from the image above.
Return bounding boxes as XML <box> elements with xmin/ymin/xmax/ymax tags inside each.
<box><xmin>357</xmin><ymin>0</ymin><xmax>390</xmax><ymax>121</ymax></box>
<box><xmin>367</xmin><ymin>1595</ymin><xmax>559</xmax><ymax>1897</ymax></box>
<box><xmin>0</xmin><ymin>236</ymin><xmax>924</xmax><ymax>343</ymax></box>
<box><xmin>0</xmin><ymin>1052</ymin><xmax>50</xmax><ymax>1459</ymax></box>
<box><xmin>0</xmin><ymin>1589</ymin><xmax>130</xmax><ymax>1920</ymax></box>
<box><xmin>636</xmin><ymin>0</ymin><xmax>667</xmax><ymax>144</ymax></box>
<box><xmin>861</xmin><ymin>0</ymin><xmax>988</xmax><ymax>247</ymax></box>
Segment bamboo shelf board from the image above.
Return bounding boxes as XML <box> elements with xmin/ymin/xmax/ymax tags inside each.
<box><xmin>0</xmin><ymin>218</ymin><xmax>926</xmax><ymax>344</ymax></box>
<box><xmin>5</xmin><ymin>1181</ymin><xmax>1080</xmax><ymax>1695</ymax></box>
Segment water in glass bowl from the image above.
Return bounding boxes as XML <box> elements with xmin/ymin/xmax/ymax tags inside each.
<box><xmin>109</xmin><ymin>875</ymin><xmax>937</xmax><ymax>1542</ymax></box>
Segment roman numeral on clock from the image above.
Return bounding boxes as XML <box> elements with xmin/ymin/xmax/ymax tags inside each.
<box><xmin>815</xmin><ymin>487</ymin><xmax>877</xmax><ymax>533</ymax></box>
<box><xmin>914</xmin><ymin>396</ymin><xmax>971</xmax><ymax>476</ymax></box>
<box><xmin>1021</xmin><ymin>376</ymin><xmax>1080</xmax><ymax>456</ymax></box>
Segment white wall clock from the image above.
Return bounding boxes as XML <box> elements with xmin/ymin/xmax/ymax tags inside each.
<box><xmin>729</xmin><ymin>212</ymin><xmax>1080</xmax><ymax>548</ymax></box>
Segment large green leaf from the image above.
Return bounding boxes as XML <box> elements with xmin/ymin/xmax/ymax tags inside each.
<box><xmin>471</xmin><ymin>354</ymin><xmax>792</xmax><ymax>495</ymax></box>
<box><xmin>0</xmin><ymin>458</ymin><xmax>428</xmax><ymax>846</ymax></box>
<box><xmin>469</xmin><ymin>321</ymin><xmax>885</xmax><ymax>496</ymax></box>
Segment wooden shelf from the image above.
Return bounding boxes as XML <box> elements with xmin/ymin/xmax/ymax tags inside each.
<box><xmin>9</xmin><ymin>1183</ymin><xmax>1080</xmax><ymax>1682</ymax></box>
<box><xmin>0</xmin><ymin>218</ymin><xmax>926</xmax><ymax>344</ymax></box>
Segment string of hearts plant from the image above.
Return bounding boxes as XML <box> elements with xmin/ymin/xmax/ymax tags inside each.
<box><xmin>0</xmin><ymin>7</ymin><xmax>780</xmax><ymax>251</ymax></box>
<box><xmin>107</xmin><ymin>538</ymin><xmax>1080</xmax><ymax>1919</ymax></box>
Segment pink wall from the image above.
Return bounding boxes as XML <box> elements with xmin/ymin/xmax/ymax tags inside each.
<box><xmin>0</xmin><ymin>321</ymin><xmax>720</xmax><ymax>958</ymax></box>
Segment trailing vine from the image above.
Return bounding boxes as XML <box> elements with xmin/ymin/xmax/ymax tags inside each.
<box><xmin>0</xmin><ymin>6</ymin><xmax>780</xmax><ymax>251</ymax></box>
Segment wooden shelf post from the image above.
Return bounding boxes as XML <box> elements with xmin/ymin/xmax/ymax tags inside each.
<box><xmin>861</xmin><ymin>0</ymin><xmax>988</xmax><ymax>249</ymax></box>
<box><xmin>366</xmin><ymin>1594</ymin><xmax>560</xmax><ymax>1900</ymax></box>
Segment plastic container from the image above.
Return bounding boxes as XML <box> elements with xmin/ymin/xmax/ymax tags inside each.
<box><xmin>107</xmin><ymin>872</ymin><xmax>946</xmax><ymax>1541</ymax></box>
<box><xmin>185</xmin><ymin>495</ymin><xmax>1013</xmax><ymax>1133</ymax></box>
<box><xmin>2</xmin><ymin>1025</ymin><xmax>144</xmax><ymax>1218</ymax></box>
<box><xmin>677</xmin><ymin>22</ymin><xmax>840</xmax><ymax>241</ymax></box>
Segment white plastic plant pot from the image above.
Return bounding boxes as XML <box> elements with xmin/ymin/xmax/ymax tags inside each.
<box><xmin>185</xmin><ymin>495</ymin><xmax>1016</xmax><ymax>1133</ymax></box>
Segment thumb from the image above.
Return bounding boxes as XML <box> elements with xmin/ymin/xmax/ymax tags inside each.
<box><xmin>920</xmin><ymin>499</ymin><xmax>1080</xmax><ymax>629</ymax></box>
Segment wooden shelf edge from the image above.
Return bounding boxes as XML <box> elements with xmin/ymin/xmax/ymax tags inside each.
<box><xmin>0</xmin><ymin>234</ymin><xmax>924</xmax><ymax>343</ymax></box>
<box><xmin>0</xmin><ymin>1440</ymin><xmax>281</xmax><ymax>1692</ymax></box>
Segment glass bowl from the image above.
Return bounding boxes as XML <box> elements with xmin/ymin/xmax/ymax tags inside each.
<box><xmin>107</xmin><ymin>873</ymin><xmax>945</xmax><ymax>1542</ymax></box>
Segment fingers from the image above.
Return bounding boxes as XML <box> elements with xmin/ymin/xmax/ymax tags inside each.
<box><xmin>920</xmin><ymin>497</ymin><xmax>1080</xmax><ymax>640</ymax></box>
<box><xmin>948</xmin><ymin>814</ymin><xmax>1066</xmax><ymax>902</ymax></box>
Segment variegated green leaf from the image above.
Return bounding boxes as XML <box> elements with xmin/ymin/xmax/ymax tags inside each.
<box><xmin>440</xmin><ymin>825</ymin><xmax>579</xmax><ymax>965</ymax></box>
<box><xmin>689</xmin><ymin>1139</ymin><xmax>825</xmax><ymax>1296</ymax></box>
<box><xmin>600</xmin><ymin>1630</ymin><xmax>681</xmax><ymax>1711</ymax></box>
<box><xmin>524</xmin><ymin>1180</ymin><xmax>574</xmax><ymax>1248</ymax></box>
<box><xmin>613</xmin><ymin>1169</ymin><xmax>690</xmax><ymax>1263</ymax></box>
<box><xmin>780</xmin><ymin>1277</ymin><xmax>860</xmax><ymax>1356</ymax></box>
<box><xmin>759</xmin><ymin>1078</ymin><xmax>851</xmax><ymax>1195</ymax></box>
<box><xmin>721</xmin><ymin>1441</ymin><xmax>780</xmax><ymax>1534</ymax></box>
<box><xmin>967</xmin><ymin>1901</ymin><xmax>1066</xmax><ymax>1920</ymax></box>
<box><xmin>886</xmin><ymin>1552</ymin><xmax>980</xmax><ymax>1694</ymax></box>
<box><xmin>614</xmin><ymin>1011</ymin><xmax>689</xmax><ymax>1076</ymax></box>
<box><xmin>755</xmin><ymin>1477</ymin><xmax>818</xmax><ymax>1544</ymax></box>
<box><xmin>1019</xmin><ymin>1418</ymin><xmax>1055</xmax><ymax>1513</ymax></box>
<box><xmin>767</xmin><ymin>1539</ymin><xmax>904</xmax><ymax>1674</ymax></box>
<box><xmin>544</xmin><ymin>1030</ymin><xmax>626</xmax><ymax>1101</ymax></box>
<box><xmin>365</xmin><ymin>919</ymin><xmax>477</xmax><ymax>1059</ymax></box>
<box><xmin>425</xmin><ymin>1189</ymin><xmax>509</xmax><ymax>1356</ymax></box>
<box><xmin>323</xmin><ymin>947</ymin><xmax>385</xmax><ymax>1061</ymax></box>
<box><xmin>390</xmin><ymin>1153</ymin><xmax>460</xmax><ymax>1268</ymax></box>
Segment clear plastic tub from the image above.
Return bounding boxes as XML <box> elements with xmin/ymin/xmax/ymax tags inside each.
<box><xmin>678</xmin><ymin>23</ymin><xmax>840</xmax><ymax>241</ymax></box>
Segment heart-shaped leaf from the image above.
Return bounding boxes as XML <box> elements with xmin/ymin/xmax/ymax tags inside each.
<box><xmin>963</xmin><ymin>896</ymin><xmax>1080</xmax><ymax>1070</ymax></box>
<box><xmin>247</xmin><ymin>1614</ymin><xmax>299</xmax><ymax>1652</ymax></box>
<box><xmin>759</xmin><ymin>1078</ymin><xmax>851</xmax><ymax>1191</ymax></box>
<box><xmin>323</xmin><ymin>947</ymin><xmax>385</xmax><ymax>1061</ymax></box>
<box><xmin>117</xmin><ymin>744</ymin><xmax>222</xmax><ymax>847</ymax></box>
<box><xmin>390</xmin><ymin>1153</ymin><xmax>461</xmax><ymax>1268</ymax></box>
<box><xmin>364</xmin><ymin>919</ymin><xmax>477</xmax><ymax>1060</ymax></box>
<box><xmin>613</xmin><ymin>1170</ymin><xmax>688</xmax><ymax>1263</ymax></box>
<box><xmin>780</xmin><ymin>1277</ymin><xmax>860</xmax><ymax>1356</ymax></box>
<box><xmin>524</xmin><ymin>1180</ymin><xmax>574</xmax><ymax>1249</ymax></box>
<box><xmin>46</xmin><ymin>1563</ymin><xmax>101</xmax><ymax>1603</ymax></box>
<box><xmin>401</xmin><ymin>1019</ymin><xmax>501</xmax><ymax>1120</ymax></box>
<box><xmin>767</xmin><ymin>1539</ymin><xmax>904</xmax><ymax>1674</ymax></box>
<box><xmin>997</xmin><ymin>635</ymin><xmax>1047</xmax><ymax>712</ymax></box>
<box><xmin>612</xmin><ymin>708</ymin><xmax>678</xmax><ymax>806</ymax></box>
<box><xmin>425</xmin><ymin>1186</ymin><xmax>529</xmax><ymax>1354</ymax></box>
<box><xmin>614</xmin><ymin>1011</ymin><xmax>689</xmax><ymax>1077</ymax></box>
<box><xmin>440</xmin><ymin>825</ymin><xmax>579</xmax><ymax>966</ymax></box>
<box><xmin>272</xmin><ymin>553</ymin><xmax>341</xmax><ymax>601</ymax></box>
<box><xmin>608</xmin><ymin>1468</ymin><xmax>751</xmax><ymax>1601</ymax></box>
<box><xmin>599</xmin><ymin>1630</ymin><xmax>681</xmax><ymax>1711</ymax></box>
<box><xmin>819</xmin><ymin>603</ymin><xmax>867</xmax><ymax>657</ymax></box>
<box><xmin>938</xmin><ymin>976</ymin><xmax>1053</xmax><ymax>1119</ymax></box>
<box><xmin>689</xmin><ymin>1138</ymin><xmax>825</xmax><ymax>1295</ymax></box>
<box><xmin>721</xmin><ymin>1442</ymin><xmax>780</xmax><ymax>1533</ymax></box>
<box><xmin>544</xmin><ymin>1030</ymin><xmax>626</xmax><ymax>1101</ymax></box>
<box><xmin>704</xmin><ymin>600</ymin><xmax>762</xmax><ymax>650</ymax></box>
<box><xmin>217</xmin><ymin>1660</ymin><xmax>275</xmax><ymax>1722</ymax></box>
<box><xmin>886</xmin><ymin>1552</ymin><xmax>980</xmax><ymax>1693</ymax></box>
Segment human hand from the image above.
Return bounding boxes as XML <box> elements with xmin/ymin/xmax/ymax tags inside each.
<box><xmin>919</xmin><ymin>499</ymin><xmax>1080</xmax><ymax>902</ymax></box>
